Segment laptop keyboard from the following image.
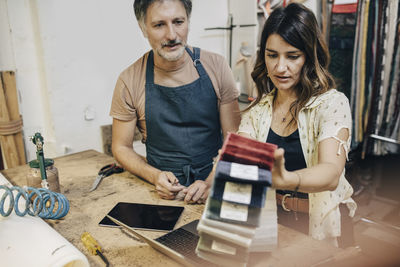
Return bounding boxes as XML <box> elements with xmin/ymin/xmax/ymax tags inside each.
<box><xmin>155</xmin><ymin>228</ymin><xmax>200</xmax><ymax>261</ymax></box>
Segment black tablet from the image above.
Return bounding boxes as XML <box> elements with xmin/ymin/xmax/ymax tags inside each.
<box><xmin>99</xmin><ymin>202</ymin><xmax>184</xmax><ymax>231</ymax></box>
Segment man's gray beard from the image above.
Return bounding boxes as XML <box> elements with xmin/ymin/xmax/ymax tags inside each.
<box><xmin>156</xmin><ymin>45</ymin><xmax>186</xmax><ymax>62</ymax></box>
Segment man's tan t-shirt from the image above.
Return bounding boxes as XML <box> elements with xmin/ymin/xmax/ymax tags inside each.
<box><xmin>110</xmin><ymin>47</ymin><xmax>239</xmax><ymax>142</ymax></box>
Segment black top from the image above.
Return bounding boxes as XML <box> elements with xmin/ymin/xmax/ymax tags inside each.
<box><xmin>267</xmin><ymin>128</ymin><xmax>308</xmax><ymax>199</ymax></box>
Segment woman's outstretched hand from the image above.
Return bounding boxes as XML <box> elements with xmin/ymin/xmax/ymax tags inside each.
<box><xmin>271</xmin><ymin>148</ymin><xmax>288</xmax><ymax>189</ymax></box>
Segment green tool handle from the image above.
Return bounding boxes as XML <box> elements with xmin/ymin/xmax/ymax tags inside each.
<box><xmin>37</xmin><ymin>149</ymin><xmax>48</xmax><ymax>181</ymax></box>
<box><xmin>32</xmin><ymin>132</ymin><xmax>47</xmax><ymax>181</ymax></box>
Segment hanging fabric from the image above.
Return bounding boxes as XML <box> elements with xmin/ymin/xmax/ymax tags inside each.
<box><xmin>347</xmin><ymin>0</ymin><xmax>400</xmax><ymax>156</ymax></box>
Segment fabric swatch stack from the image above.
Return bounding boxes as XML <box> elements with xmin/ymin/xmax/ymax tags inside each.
<box><xmin>196</xmin><ymin>133</ymin><xmax>278</xmax><ymax>266</ymax></box>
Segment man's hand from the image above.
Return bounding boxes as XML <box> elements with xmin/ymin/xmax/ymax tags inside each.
<box><xmin>155</xmin><ymin>171</ymin><xmax>185</xmax><ymax>199</ymax></box>
<box><xmin>182</xmin><ymin>180</ymin><xmax>210</xmax><ymax>204</ymax></box>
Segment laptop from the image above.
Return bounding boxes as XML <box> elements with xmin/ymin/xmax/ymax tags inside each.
<box><xmin>107</xmin><ymin>215</ymin><xmax>216</xmax><ymax>267</ymax></box>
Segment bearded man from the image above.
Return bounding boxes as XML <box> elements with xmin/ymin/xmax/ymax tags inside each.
<box><xmin>110</xmin><ymin>0</ymin><xmax>240</xmax><ymax>203</ymax></box>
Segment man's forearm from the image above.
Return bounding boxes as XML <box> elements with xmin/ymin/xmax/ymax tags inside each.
<box><xmin>113</xmin><ymin>145</ymin><xmax>160</xmax><ymax>185</ymax></box>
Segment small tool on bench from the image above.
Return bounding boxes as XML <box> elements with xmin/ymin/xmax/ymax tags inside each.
<box><xmin>30</xmin><ymin>132</ymin><xmax>50</xmax><ymax>189</ymax></box>
<box><xmin>81</xmin><ymin>232</ymin><xmax>110</xmax><ymax>267</ymax></box>
<box><xmin>89</xmin><ymin>163</ymin><xmax>124</xmax><ymax>192</ymax></box>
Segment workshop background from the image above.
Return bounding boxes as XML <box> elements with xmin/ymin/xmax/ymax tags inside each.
<box><xmin>1</xmin><ymin>0</ymin><xmax>400</xmax><ymax>266</ymax></box>
<box><xmin>0</xmin><ymin>0</ymin><xmax>317</xmax><ymax>163</ymax></box>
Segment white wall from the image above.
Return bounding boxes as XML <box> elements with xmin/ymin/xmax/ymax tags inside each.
<box><xmin>0</xmin><ymin>0</ymin><xmax>15</xmax><ymax>70</ymax></box>
<box><xmin>229</xmin><ymin>0</ymin><xmax>258</xmax><ymax>66</ymax></box>
<box><xmin>228</xmin><ymin>0</ymin><xmax>317</xmax><ymax>96</ymax></box>
<box><xmin>0</xmin><ymin>0</ymin><xmax>229</xmax><ymax>161</ymax></box>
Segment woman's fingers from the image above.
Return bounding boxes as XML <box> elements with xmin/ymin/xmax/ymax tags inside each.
<box><xmin>274</xmin><ymin>148</ymin><xmax>285</xmax><ymax>172</ymax></box>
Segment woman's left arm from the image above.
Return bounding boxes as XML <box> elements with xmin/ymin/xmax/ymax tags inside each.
<box><xmin>273</xmin><ymin>128</ymin><xmax>348</xmax><ymax>192</ymax></box>
<box><xmin>273</xmin><ymin>92</ymin><xmax>351</xmax><ymax>193</ymax></box>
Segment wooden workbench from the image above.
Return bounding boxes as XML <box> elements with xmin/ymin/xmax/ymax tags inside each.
<box><xmin>1</xmin><ymin>150</ymin><xmax>343</xmax><ymax>267</ymax></box>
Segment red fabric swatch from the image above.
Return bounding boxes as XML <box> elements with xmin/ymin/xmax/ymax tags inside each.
<box><xmin>220</xmin><ymin>133</ymin><xmax>277</xmax><ymax>170</ymax></box>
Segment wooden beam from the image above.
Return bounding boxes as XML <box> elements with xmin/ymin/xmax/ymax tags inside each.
<box><xmin>0</xmin><ymin>144</ymin><xmax>4</xmax><ymax>170</ymax></box>
<box><xmin>0</xmin><ymin>74</ymin><xmax>20</xmax><ymax>168</ymax></box>
<box><xmin>1</xmin><ymin>71</ymin><xmax>26</xmax><ymax>164</ymax></box>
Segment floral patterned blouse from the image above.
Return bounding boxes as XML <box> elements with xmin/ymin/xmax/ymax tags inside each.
<box><xmin>238</xmin><ymin>89</ymin><xmax>357</xmax><ymax>241</ymax></box>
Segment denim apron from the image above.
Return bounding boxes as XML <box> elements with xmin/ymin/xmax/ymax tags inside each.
<box><xmin>145</xmin><ymin>47</ymin><xmax>222</xmax><ymax>186</ymax></box>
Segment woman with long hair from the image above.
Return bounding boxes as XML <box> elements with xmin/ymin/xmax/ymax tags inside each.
<box><xmin>238</xmin><ymin>3</ymin><xmax>356</xmax><ymax>247</ymax></box>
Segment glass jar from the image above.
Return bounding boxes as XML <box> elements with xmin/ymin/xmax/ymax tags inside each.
<box><xmin>27</xmin><ymin>158</ymin><xmax>60</xmax><ymax>192</ymax></box>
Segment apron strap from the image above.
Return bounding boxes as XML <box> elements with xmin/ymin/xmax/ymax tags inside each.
<box><xmin>182</xmin><ymin>161</ymin><xmax>213</xmax><ymax>185</ymax></box>
<box><xmin>145</xmin><ymin>51</ymin><xmax>155</xmax><ymax>84</ymax></box>
<box><xmin>185</xmin><ymin>47</ymin><xmax>208</xmax><ymax>77</ymax></box>
<box><xmin>185</xmin><ymin>46</ymin><xmax>196</xmax><ymax>59</ymax></box>
<box><xmin>182</xmin><ymin>165</ymin><xmax>196</xmax><ymax>185</ymax></box>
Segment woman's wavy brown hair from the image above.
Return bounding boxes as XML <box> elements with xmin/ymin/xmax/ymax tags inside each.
<box><xmin>248</xmin><ymin>3</ymin><xmax>335</xmax><ymax>122</ymax></box>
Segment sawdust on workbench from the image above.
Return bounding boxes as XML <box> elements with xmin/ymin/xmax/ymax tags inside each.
<box><xmin>2</xmin><ymin>150</ymin><xmax>205</xmax><ymax>267</ymax></box>
<box><xmin>49</xmin><ymin>168</ymin><xmax>203</xmax><ymax>267</ymax></box>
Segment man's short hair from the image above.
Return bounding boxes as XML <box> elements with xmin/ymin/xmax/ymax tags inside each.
<box><xmin>134</xmin><ymin>0</ymin><xmax>192</xmax><ymax>28</ymax></box>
